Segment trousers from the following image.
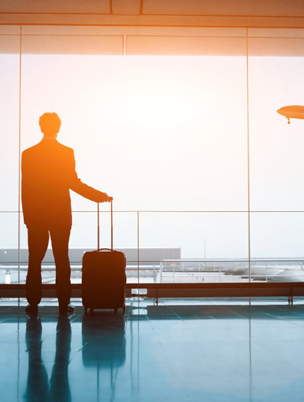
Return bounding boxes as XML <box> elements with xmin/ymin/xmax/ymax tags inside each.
<box><xmin>26</xmin><ymin>225</ymin><xmax>72</xmax><ymax>306</ymax></box>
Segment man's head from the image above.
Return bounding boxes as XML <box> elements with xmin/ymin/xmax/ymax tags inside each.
<box><xmin>39</xmin><ymin>112</ymin><xmax>61</xmax><ymax>138</ymax></box>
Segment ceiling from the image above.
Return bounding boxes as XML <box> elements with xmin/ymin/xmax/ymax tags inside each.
<box><xmin>1</xmin><ymin>1</ymin><xmax>304</xmax><ymax>55</ymax></box>
<box><xmin>1</xmin><ymin>0</ymin><xmax>304</xmax><ymax>28</ymax></box>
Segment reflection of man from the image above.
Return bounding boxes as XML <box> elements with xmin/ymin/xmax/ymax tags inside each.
<box><xmin>24</xmin><ymin>315</ymin><xmax>72</xmax><ymax>402</ymax></box>
<box><xmin>22</xmin><ymin>112</ymin><xmax>112</xmax><ymax>314</ymax></box>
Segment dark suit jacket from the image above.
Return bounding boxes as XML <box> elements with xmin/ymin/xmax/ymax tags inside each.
<box><xmin>22</xmin><ymin>139</ymin><xmax>107</xmax><ymax>227</ymax></box>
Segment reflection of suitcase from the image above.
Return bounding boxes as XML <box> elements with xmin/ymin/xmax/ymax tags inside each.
<box><xmin>82</xmin><ymin>312</ymin><xmax>126</xmax><ymax>367</ymax></box>
<box><xmin>82</xmin><ymin>201</ymin><xmax>126</xmax><ymax>313</ymax></box>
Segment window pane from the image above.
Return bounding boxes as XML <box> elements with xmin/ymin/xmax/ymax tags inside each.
<box><xmin>249</xmin><ymin>32</ymin><xmax>304</xmax><ymax>210</ymax></box>
<box><xmin>250</xmin><ymin>213</ymin><xmax>304</xmax><ymax>282</ymax></box>
<box><xmin>20</xmin><ymin>211</ymin><xmax>138</xmax><ymax>284</ymax></box>
<box><xmin>21</xmin><ymin>47</ymin><xmax>247</xmax><ymax>211</ymax></box>
<box><xmin>0</xmin><ymin>213</ymin><xmax>18</xmax><ymax>284</ymax></box>
<box><xmin>139</xmin><ymin>212</ymin><xmax>248</xmax><ymax>283</ymax></box>
<box><xmin>0</xmin><ymin>38</ymin><xmax>19</xmax><ymax>211</ymax></box>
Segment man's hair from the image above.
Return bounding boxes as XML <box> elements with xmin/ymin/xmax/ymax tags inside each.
<box><xmin>39</xmin><ymin>112</ymin><xmax>61</xmax><ymax>136</ymax></box>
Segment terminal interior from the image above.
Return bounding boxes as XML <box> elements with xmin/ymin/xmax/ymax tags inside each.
<box><xmin>1</xmin><ymin>1</ymin><xmax>304</xmax><ymax>401</ymax></box>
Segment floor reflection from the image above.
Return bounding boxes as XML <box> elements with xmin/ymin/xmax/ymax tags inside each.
<box><xmin>24</xmin><ymin>316</ymin><xmax>71</xmax><ymax>402</ymax></box>
<box><xmin>23</xmin><ymin>310</ymin><xmax>126</xmax><ymax>402</ymax></box>
<box><xmin>1</xmin><ymin>302</ymin><xmax>304</xmax><ymax>402</ymax></box>
<box><xmin>82</xmin><ymin>312</ymin><xmax>126</xmax><ymax>398</ymax></box>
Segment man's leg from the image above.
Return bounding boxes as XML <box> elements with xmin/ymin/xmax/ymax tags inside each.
<box><xmin>50</xmin><ymin>226</ymin><xmax>72</xmax><ymax>309</ymax></box>
<box><xmin>26</xmin><ymin>227</ymin><xmax>49</xmax><ymax>306</ymax></box>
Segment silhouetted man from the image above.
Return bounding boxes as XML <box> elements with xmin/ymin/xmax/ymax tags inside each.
<box><xmin>22</xmin><ymin>112</ymin><xmax>112</xmax><ymax>315</ymax></box>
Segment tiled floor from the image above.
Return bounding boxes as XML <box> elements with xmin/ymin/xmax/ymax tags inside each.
<box><xmin>0</xmin><ymin>299</ymin><xmax>304</xmax><ymax>402</ymax></box>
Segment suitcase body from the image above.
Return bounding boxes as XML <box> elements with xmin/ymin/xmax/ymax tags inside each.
<box><xmin>82</xmin><ymin>201</ymin><xmax>126</xmax><ymax>313</ymax></box>
<box><xmin>82</xmin><ymin>249</ymin><xmax>126</xmax><ymax>313</ymax></box>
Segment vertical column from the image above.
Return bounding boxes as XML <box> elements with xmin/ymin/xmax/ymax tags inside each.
<box><xmin>18</xmin><ymin>26</ymin><xmax>23</xmax><ymax>285</ymax></box>
<box><xmin>97</xmin><ymin>203</ymin><xmax>100</xmax><ymax>250</ymax></box>
<box><xmin>137</xmin><ymin>211</ymin><xmax>140</xmax><ymax>284</ymax></box>
<box><xmin>246</xmin><ymin>28</ymin><xmax>251</xmax><ymax>283</ymax></box>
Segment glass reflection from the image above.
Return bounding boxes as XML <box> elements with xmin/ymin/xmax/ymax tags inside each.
<box><xmin>24</xmin><ymin>316</ymin><xmax>71</xmax><ymax>402</ymax></box>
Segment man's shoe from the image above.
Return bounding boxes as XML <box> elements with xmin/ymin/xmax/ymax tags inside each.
<box><xmin>25</xmin><ymin>304</ymin><xmax>38</xmax><ymax>315</ymax></box>
<box><xmin>59</xmin><ymin>304</ymin><xmax>75</xmax><ymax>315</ymax></box>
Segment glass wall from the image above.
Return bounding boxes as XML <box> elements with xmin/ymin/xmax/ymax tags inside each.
<box><xmin>0</xmin><ymin>26</ymin><xmax>20</xmax><ymax>284</ymax></box>
<box><xmin>249</xmin><ymin>28</ymin><xmax>304</xmax><ymax>282</ymax></box>
<box><xmin>0</xmin><ymin>25</ymin><xmax>304</xmax><ymax>285</ymax></box>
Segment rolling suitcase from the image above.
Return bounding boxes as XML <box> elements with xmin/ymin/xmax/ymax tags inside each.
<box><xmin>82</xmin><ymin>200</ymin><xmax>126</xmax><ymax>313</ymax></box>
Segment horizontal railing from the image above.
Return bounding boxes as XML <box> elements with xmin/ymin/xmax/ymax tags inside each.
<box><xmin>1</xmin><ymin>260</ymin><xmax>304</xmax><ymax>285</ymax></box>
<box><xmin>1</xmin><ymin>209</ymin><xmax>304</xmax><ymax>285</ymax></box>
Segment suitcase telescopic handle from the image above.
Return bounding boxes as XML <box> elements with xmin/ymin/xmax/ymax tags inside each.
<box><xmin>111</xmin><ymin>199</ymin><xmax>113</xmax><ymax>250</ymax></box>
<box><xmin>97</xmin><ymin>199</ymin><xmax>113</xmax><ymax>251</ymax></box>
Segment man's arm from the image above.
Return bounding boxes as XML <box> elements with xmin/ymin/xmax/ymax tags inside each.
<box><xmin>69</xmin><ymin>150</ymin><xmax>112</xmax><ymax>203</ymax></box>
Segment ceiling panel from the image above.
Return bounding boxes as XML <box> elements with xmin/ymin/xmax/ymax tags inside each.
<box><xmin>1</xmin><ymin>0</ymin><xmax>304</xmax><ymax>28</ymax></box>
<box><xmin>0</xmin><ymin>25</ymin><xmax>19</xmax><ymax>34</ymax></box>
<box><xmin>126</xmin><ymin>27</ymin><xmax>246</xmax><ymax>37</ymax></box>
<box><xmin>249</xmin><ymin>28</ymin><xmax>304</xmax><ymax>38</ymax></box>
<box><xmin>249</xmin><ymin>37</ymin><xmax>304</xmax><ymax>56</ymax></box>
<box><xmin>0</xmin><ymin>35</ymin><xmax>19</xmax><ymax>52</ymax></box>
<box><xmin>21</xmin><ymin>35</ymin><xmax>124</xmax><ymax>54</ymax></box>
<box><xmin>1</xmin><ymin>14</ymin><xmax>304</xmax><ymax>29</ymax></box>
<box><xmin>143</xmin><ymin>0</ymin><xmax>304</xmax><ymax>17</ymax></box>
<box><xmin>0</xmin><ymin>0</ymin><xmax>110</xmax><ymax>14</ymax></box>
<box><xmin>21</xmin><ymin>25</ymin><xmax>246</xmax><ymax>37</ymax></box>
<box><xmin>126</xmin><ymin>35</ymin><xmax>246</xmax><ymax>55</ymax></box>
<box><xmin>112</xmin><ymin>0</ymin><xmax>141</xmax><ymax>15</ymax></box>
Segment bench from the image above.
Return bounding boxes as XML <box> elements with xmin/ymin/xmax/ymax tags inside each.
<box><xmin>0</xmin><ymin>282</ymin><xmax>303</xmax><ymax>305</ymax></box>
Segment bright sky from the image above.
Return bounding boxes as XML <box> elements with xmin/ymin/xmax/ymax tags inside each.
<box><xmin>1</xmin><ymin>54</ymin><xmax>304</xmax><ymax>258</ymax></box>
